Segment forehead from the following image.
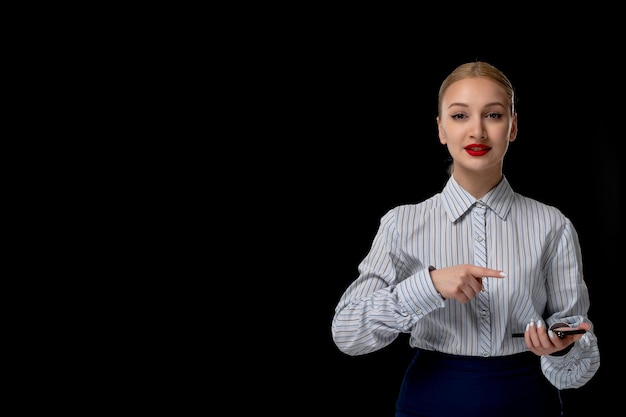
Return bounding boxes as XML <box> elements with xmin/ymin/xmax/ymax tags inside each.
<box><xmin>442</xmin><ymin>77</ymin><xmax>508</xmax><ymax>107</ymax></box>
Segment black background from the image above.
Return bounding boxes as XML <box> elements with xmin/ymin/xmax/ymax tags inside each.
<box><xmin>245</xmin><ymin>30</ymin><xmax>618</xmax><ymax>416</ymax></box>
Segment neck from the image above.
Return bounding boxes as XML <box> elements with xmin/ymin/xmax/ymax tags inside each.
<box><xmin>452</xmin><ymin>170</ymin><xmax>503</xmax><ymax>200</ymax></box>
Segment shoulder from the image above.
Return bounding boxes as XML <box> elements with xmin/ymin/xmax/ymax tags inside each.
<box><xmin>514</xmin><ymin>193</ymin><xmax>565</xmax><ymax>214</ymax></box>
<box><xmin>381</xmin><ymin>193</ymin><xmax>444</xmax><ymax>224</ymax></box>
<box><xmin>393</xmin><ymin>193</ymin><xmax>442</xmax><ymax>213</ymax></box>
<box><xmin>512</xmin><ymin>193</ymin><xmax>573</xmax><ymax>227</ymax></box>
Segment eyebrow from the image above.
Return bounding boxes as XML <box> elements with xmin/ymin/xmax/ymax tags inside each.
<box><xmin>447</xmin><ymin>101</ymin><xmax>506</xmax><ymax>109</ymax></box>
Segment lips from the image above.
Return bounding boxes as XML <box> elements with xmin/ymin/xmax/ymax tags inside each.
<box><xmin>465</xmin><ymin>144</ymin><xmax>490</xmax><ymax>156</ymax></box>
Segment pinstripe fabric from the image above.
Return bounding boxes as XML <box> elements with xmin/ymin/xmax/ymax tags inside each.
<box><xmin>472</xmin><ymin>201</ymin><xmax>491</xmax><ymax>357</ymax></box>
<box><xmin>331</xmin><ymin>175</ymin><xmax>600</xmax><ymax>390</ymax></box>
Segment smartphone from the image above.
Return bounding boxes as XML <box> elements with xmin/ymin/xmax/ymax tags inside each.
<box><xmin>512</xmin><ymin>329</ymin><xmax>586</xmax><ymax>338</ymax></box>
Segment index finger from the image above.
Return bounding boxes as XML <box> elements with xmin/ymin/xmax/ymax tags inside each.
<box><xmin>481</xmin><ymin>268</ymin><xmax>507</xmax><ymax>278</ymax></box>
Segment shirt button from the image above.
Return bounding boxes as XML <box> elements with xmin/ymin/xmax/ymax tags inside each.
<box><xmin>482</xmin><ymin>352</ymin><xmax>489</xmax><ymax>357</ymax></box>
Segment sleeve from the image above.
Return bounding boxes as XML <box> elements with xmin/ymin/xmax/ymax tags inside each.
<box><xmin>541</xmin><ymin>328</ymin><xmax>600</xmax><ymax>389</ymax></box>
<box><xmin>540</xmin><ymin>219</ymin><xmax>600</xmax><ymax>389</ymax></box>
<box><xmin>330</xmin><ymin>209</ymin><xmax>445</xmax><ymax>356</ymax></box>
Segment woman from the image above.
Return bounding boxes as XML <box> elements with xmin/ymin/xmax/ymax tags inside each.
<box><xmin>331</xmin><ymin>61</ymin><xmax>600</xmax><ymax>417</ymax></box>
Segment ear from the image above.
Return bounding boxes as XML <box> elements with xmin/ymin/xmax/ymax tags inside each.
<box><xmin>437</xmin><ymin>117</ymin><xmax>446</xmax><ymax>144</ymax></box>
<box><xmin>509</xmin><ymin>113</ymin><xmax>518</xmax><ymax>142</ymax></box>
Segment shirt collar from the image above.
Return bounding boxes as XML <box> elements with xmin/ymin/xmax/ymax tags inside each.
<box><xmin>441</xmin><ymin>175</ymin><xmax>514</xmax><ymax>222</ymax></box>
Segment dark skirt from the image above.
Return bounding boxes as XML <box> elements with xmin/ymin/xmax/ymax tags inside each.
<box><xmin>395</xmin><ymin>349</ymin><xmax>562</xmax><ymax>417</ymax></box>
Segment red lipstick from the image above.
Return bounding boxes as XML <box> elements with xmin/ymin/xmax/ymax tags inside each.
<box><xmin>465</xmin><ymin>144</ymin><xmax>490</xmax><ymax>156</ymax></box>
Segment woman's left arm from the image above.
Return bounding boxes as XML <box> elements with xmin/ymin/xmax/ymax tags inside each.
<box><xmin>540</xmin><ymin>219</ymin><xmax>600</xmax><ymax>389</ymax></box>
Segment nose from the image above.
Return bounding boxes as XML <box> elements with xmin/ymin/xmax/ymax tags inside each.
<box><xmin>470</xmin><ymin>119</ymin><xmax>486</xmax><ymax>139</ymax></box>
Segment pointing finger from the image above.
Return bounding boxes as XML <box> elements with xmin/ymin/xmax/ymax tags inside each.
<box><xmin>479</xmin><ymin>267</ymin><xmax>507</xmax><ymax>278</ymax></box>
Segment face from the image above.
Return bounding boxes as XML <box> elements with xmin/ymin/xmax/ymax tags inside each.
<box><xmin>437</xmin><ymin>77</ymin><xmax>517</xmax><ymax>176</ymax></box>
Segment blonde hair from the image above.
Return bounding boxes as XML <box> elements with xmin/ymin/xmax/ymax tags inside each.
<box><xmin>437</xmin><ymin>61</ymin><xmax>516</xmax><ymax>118</ymax></box>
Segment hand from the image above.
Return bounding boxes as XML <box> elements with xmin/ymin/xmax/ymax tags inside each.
<box><xmin>428</xmin><ymin>264</ymin><xmax>506</xmax><ymax>303</ymax></box>
<box><xmin>522</xmin><ymin>320</ymin><xmax>590</xmax><ymax>356</ymax></box>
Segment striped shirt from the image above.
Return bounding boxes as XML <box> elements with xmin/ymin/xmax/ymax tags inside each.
<box><xmin>331</xmin><ymin>175</ymin><xmax>600</xmax><ymax>389</ymax></box>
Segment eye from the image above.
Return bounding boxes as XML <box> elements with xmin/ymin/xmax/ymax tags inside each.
<box><xmin>451</xmin><ymin>113</ymin><xmax>467</xmax><ymax>120</ymax></box>
<box><xmin>486</xmin><ymin>112</ymin><xmax>503</xmax><ymax>119</ymax></box>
